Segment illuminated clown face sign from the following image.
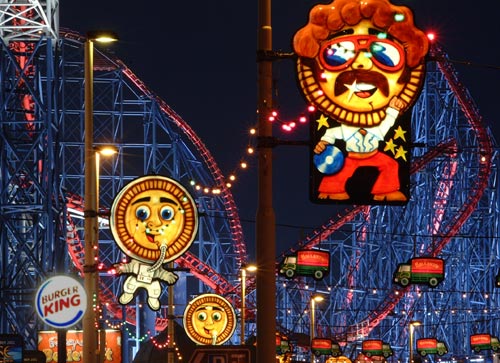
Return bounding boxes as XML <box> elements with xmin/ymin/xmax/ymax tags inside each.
<box><xmin>183</xmin><ymin>294</ymin><xmax>236</xmax><ymax>345</ymax></box>
<box><xmin>294</xmin><ymin>0</ymin><xmax>428</xmax><ymax>204</ymax></box>
<box><xmin>110</xmin><ymin>175</ymin><xmax>198</xmax><ymax>311</ymax></box>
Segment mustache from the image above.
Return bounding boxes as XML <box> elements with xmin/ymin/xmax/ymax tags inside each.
<box><xmin>334</xmin><ymin>70</ymin><xmax>389</xmax><ymax>97</ymax></box>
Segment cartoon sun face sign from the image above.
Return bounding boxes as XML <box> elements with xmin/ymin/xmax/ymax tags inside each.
<box><xmin>110</xmin><ymin>175</ymin><xmax>198</xmax><ymax>264</ymax></box>
<box><xmin>183</xmin><ymin>294</ymin><xmax>236</xmax><ymax>345</ymax></box>
<box><xmin>294</xmin><ymin>0</ymin><xmax>428</xmax><ymax>126</ymax></box>
<box><xmin>109</xmin><ymin>175</ymin><xmax>198</xmax><ymax>311</ymax></box>
<box><xmin>294</xmin><ymin>0</ymin><xmax>429</xmax><ymax>204</ymax></box>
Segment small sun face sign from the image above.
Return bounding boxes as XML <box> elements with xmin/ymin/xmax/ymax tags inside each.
<box><xmin>293</xmin><ymin>0</ymin><xmax>429</xmax><ymax>205</ymax></box>
<box><xmin>109</xmin><ymin>175</ymin><xmax>198</xmax><ymax>311</ymax></box>
<box><xmin>183</xmin><ymin>294</ymin><xmax>237</xmax><ymax>345</ymax></box>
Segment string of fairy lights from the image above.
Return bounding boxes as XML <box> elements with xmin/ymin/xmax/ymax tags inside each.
<box><xmin>189</xmin><ymin>105</ymin><xmax>315</xmax><ymax>194</ymax></box>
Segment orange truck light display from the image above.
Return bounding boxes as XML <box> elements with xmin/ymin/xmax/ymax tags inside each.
<box><xmin>470</xmin><ymin>334</ymin><xmax>500</xmax><ymax>352</ymax></box>
<box><xmin>393</xmin><ymin>257</ymin><xmax>444</xmax><ymax>287</ymax></box>
<box><xmin>416</xmin><ymin>338</ymin><xmax>448</xmax><ymax>356</ymax></box>
<box><xmin>279</xmin><ymin>249</ymin><xmax>330</xmax><ymax>280</ymax></box>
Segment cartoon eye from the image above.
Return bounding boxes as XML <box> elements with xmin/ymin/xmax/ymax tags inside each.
<box><xmin>370</xmin><ymin>41</ymin><xmax>401</xmax><ymax>68</ymax></box>
<box><xmin>197</xmin><ymin>312</ymin><xmax>208</xmax><ymax>321</ymax></box>
<box><xmin>212</xmin><ymin>312</ymin><xmax>222</xmax><ymax>322</ymax></box>
<box><xmin>135</xmin><ymin>206</ymin><xmax>150</xmax><ymax>221</ymax></box>
<box><xmin>322</xmin><ymin>41</ymin><xmax>356</xmax><ymax>68</ymax></box>
<box><xmin>161</xmin><ymin>206</ymin><xmax>175</xmax><ymax>221</ymax></box>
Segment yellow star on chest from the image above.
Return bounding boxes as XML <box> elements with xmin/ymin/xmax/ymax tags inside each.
<box><xmin>316</xmin><ymin>114</ymin><xmax>330</xmax><ymax>130</ymax></box>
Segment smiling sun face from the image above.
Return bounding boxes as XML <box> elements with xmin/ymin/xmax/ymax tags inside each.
<box><xmin>183</xmin><ymin>294</ymin><xmax>236</xmax><ymax>345</ymax></box>
<box><xmin>296</xmin><ymin>18</ymin><xmax>426</xmax><ymax>127</ymax></box>
<box><xmin>316</xmin><ymin>20</ymin><xmax>407</xmax><ymax>114</ymax></box>
<box><xmin>110</xmin><ymin>175</ymin><xmax>198</xmax><ymax>263</ymax></box>
<box><xmin>126</xmin><ymin>189</ymin><xmax>185</xmax><ymax>250</ymax></box>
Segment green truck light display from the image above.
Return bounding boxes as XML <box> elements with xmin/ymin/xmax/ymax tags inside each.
<box><xmin>279</xmin><ymin>249</ymin><xmax>330</xmax><ymax>280</ymax></box>
<box><xmin>470</xmin><ymin>334</ymin><xmax>500</xmax><ymax>352</ymax></box>
<box><xmin>393</xmin><ymin>257</ymin><xmax>444</xmax><ymax>287</ymax></box>
<box><xmin>310</xmin><ymin>338</ymin><xmax>342</xmax><ymax>357</ymax></box>
<box><xmin>361</xmin><ymin>340</ymin><xmax>393</xmax><ymax>358</ymax></box>
<box><xmin>417</xmin><ymin>338</ymin><xmax>448</xmax><ymax>356</ymax></box>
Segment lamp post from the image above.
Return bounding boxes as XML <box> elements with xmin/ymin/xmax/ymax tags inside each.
<box><xmin>240</xmin><ymin>264</ymin><xmax>257</xmax><ymax>344</ymax></box>
<box><xmin>83</xmin><ymin>31</ymin><xmax>118</xmax><ymax>363</ymax></box>
<box><xmin>310</xmin><ymin>295</ymin><xmax>324</xmax><ymax>363</ymax></box>
<box><xmin>256</xmin><ymin>0</ymin><xmax>276</xmax><ymax>361</ymax></box>
<box><xmin>409</xmin><ymin>321</ymin><xmax>421</xmax><ymax>363</ymax></box>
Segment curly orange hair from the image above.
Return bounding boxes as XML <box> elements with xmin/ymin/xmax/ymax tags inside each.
<box><xmin>293</xmin><ymin>0</ymin><xmax>428</xmax><ymax>68</ymax></box>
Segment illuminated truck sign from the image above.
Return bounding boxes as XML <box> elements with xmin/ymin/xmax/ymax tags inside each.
<box><xmin>393</xmin><ymin>257</ymin><xmax>444</xmax><ymax>287</ymax></box>
<box><xmin>279</xmin><ymin>249</ymin><xmax>329</xmax><ymax>280</ymax></box>
<box><xmin>311</xmin><ymin>338</ymin><xmax>342</xmax><ymax>357</ymax></box>
<box><xmin>470</xmin><ymin>334</ymin><xmax>500</xmax><ymax>352</ymax></box>
<box><xmin>416</xmin><ymin>338</ymin><xmax>448</xmax><ymax>356</ymax></box>
<box><xmin>361</xmin><ymin>340</ymin><xmax>393</xmax><ymax>358</ymax></box>
<box><xmin>276</xmin><ymin>333</ymin><xmax>291</xmax><ymax>355</ymax></box>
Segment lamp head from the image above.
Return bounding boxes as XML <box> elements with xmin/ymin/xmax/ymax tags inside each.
<box><xmin>87</xmin><ymin>30</ymin><xmax>119</xmax><ymax>43</ymax></box>
<box><xmin>244</xmin><ymin>264</ymin><xmax>257</xmax><ymax>272</ymax></box>
<box><xmin>311</xmin><ymin>294</ymin><xmax>324</xmax><ymax>303</ymax></box>
<box><xmin>95</xmin><ymin>145</ymin><xmax>118</xmax><ymax>156</ymax></box>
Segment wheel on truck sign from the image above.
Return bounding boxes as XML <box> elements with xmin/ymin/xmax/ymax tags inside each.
<box><xmin>365</xmin><ymin>353</ymin><xmax>372</xmax><ymax>358</ymax></box>
<box><xmin>429</xmin><ymin>277</ymin><xmax>439</xmax><ymax>287</ymax></box>
<box><xmin>314</xmin><ymin>351</ymin><xmax>321</xmax><ymax>357</ymax></box>
<box><xmin>285</xmin><ymin>269</ymin><xmax>295</xmax><ymax>279</ymax></box>
<box><xmin>493</xmin><ymin>346</ymin><xmax>499</xmax><ymax>352</ymax></box>
<box><xmin>400</xmin><ymin>277</ymin><xmax>409</xmax><ymax>286</ymax></box>
<box><xmin>314</xmin><ymin>270</ymin><xmax>324</xmax><ymax>280</ymax></box>
<box><xmin>420</xmin><ymin>351</ymin><xmax>427</xmax><ymax>357</ymax></box>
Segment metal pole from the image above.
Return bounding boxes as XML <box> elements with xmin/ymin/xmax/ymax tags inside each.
<box><xmin>83</xmin><ymin>38</ymin><xmax>98</xmax><ymax>363</ymax></box>
<box><xmin>96</xmin><ymin>152</ymin><xmax>106</xmax><ymax>363</ymax></box>
<box><xmin>240</xmin><ymin>268</ymin><xmax>246</xmax><ymax>344</ymax></box>
<box><xmin>310</xmin><ymin>299</ymin><xmax>315</xmax><ymax>363</ymax></box>
<box><xmin>256</xmin><ymin>0</ymin><xmax>276</xmax><ymax>361</ymax></box>
<box><xmin>408</xmin><ymin>321</ymin><xmax>421</xmax><ymax>363</ymax></box>
<box><xmin>409</xmin><ymin>324</ymin><xmax>413</xmax><ymax>363</ymax></box>
<box><xmin>168</xmin><ymin>262</ymin><xmax>175</xmax><ymax>363</ymax></box>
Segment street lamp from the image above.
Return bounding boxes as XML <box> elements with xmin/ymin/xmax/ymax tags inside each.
<box><xmin>310</xmin><ymin>294</ymin><xmax>324</xmax><ymax>363</ymax></box>
<box><xmin>240</xmin><ymin>264</ymin><xmax>257</xmax><ymax>344</ymax></box>
<box><xmin>409</xmin><ymin>320</ymin><xmax>422</xmax><ymax>363</ymax></box>
<box><xmin>83</xmin><ymin>30</ymin><xmax>118</xmax><ymax>363</ymax></box>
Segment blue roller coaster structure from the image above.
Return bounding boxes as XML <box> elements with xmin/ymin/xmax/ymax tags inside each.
<box><xmin>0</xmin><ymin>4</ymin><xmax>499</xmax><ymax>363</ymax></box>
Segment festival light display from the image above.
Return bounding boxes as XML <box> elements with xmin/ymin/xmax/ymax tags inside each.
<box><xmin>293</xmin><ymin>0</ymin><xmax>429</xmax><ymax>205</ymax></box>
<box><xmin>109</xmin><ymin>175</ymin><xmax>198</xmax><ymax>311</ymax></box>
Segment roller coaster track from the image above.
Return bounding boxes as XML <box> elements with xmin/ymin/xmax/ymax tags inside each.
<box><xmin>61</xmin><ymin>37</ymin><xmax>491</xmax><ymax>336</ymax></box>
<box><xmin>59</xmin><ymin>29</ymin><xmax>248</xmax><ymax>329</ymax></box>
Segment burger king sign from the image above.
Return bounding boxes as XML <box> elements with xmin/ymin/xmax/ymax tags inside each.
<box><xmin>35</xmin><ymin>275</ymin><xmax>87</xmax><ymax>329</ymax></box>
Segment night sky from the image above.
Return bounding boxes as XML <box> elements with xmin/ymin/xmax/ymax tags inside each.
<box><xmin>61</xmin><ymin>1</ymin><xmax>500</xmax><ymax>258</ymax></box>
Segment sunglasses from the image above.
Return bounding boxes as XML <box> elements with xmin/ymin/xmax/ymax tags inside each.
<box><xmin>319</xmin><ymin>35</ymin><xmax>405</xmax><ymax>72</ymax></box>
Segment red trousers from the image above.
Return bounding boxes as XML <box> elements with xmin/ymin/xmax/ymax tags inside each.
<box><xmin>318</xmin><ymin>151</ymin><xmax>400</xmax><ymax>194</ymax></box>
